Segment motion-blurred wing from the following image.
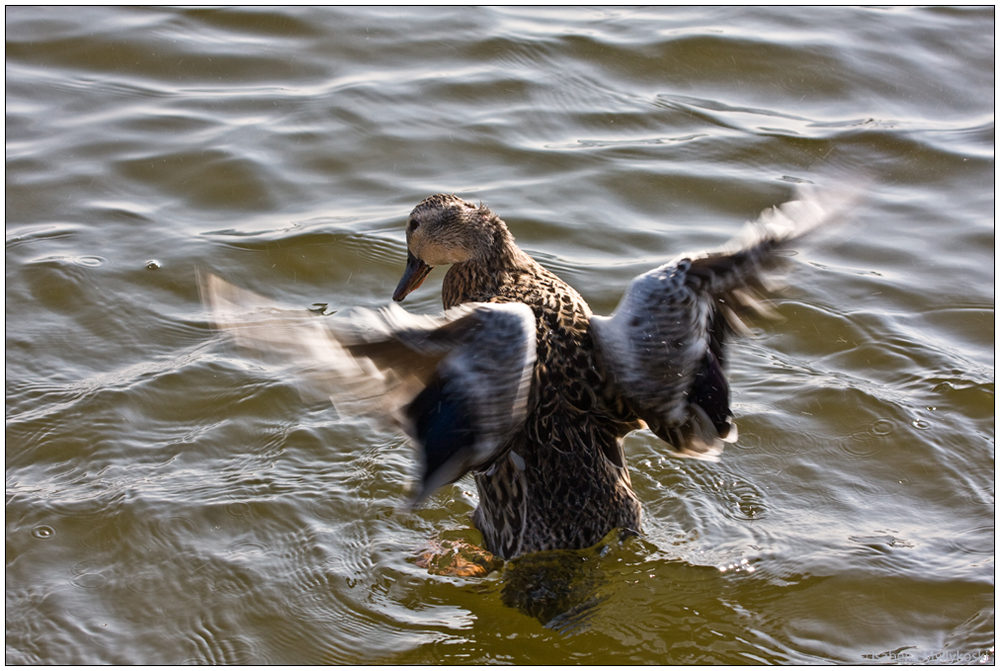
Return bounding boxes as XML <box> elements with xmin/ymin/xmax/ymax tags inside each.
<box><xmin>202</xmin><ymin>274</ymin><xmax>536</xmax><ymax>505</ymax></box>
<box><xmin>591</xmin><ymin>184</ymin><xmax>862</xmax><ymax>460</ymax></box>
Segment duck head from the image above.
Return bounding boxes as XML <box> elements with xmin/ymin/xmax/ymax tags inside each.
<box><xmin>393</xmin><ymin>194</ymin><xmax>501</xmax><ymax>301</ymax></box>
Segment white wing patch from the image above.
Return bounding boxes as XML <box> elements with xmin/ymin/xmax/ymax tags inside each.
<box><xmin>592</xmin><ymin>182</ymin><xmax>865</xmax><ymax>460</ymax></box>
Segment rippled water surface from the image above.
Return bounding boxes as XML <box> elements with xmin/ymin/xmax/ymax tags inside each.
<box><xmin>6</xmin><ymin>6</ymin><xmax>994</xmax><ymax>664</ymax></box>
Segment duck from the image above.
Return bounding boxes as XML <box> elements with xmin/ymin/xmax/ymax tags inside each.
<box><xmin>203</xmin><ymin>185</ymin><xmax>857</xmax><ymax>560</ymax></box>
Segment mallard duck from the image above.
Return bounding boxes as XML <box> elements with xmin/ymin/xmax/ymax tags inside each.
<box><xmin>204</xmin><ymin>186</ymin><xmax>856</xmax><ymax>560</ymax></box>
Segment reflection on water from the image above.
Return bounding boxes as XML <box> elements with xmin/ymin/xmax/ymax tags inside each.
<box><xmin>6</xmin><ymin>5</ymin><xmax>994</xmax><ymax>665</ymax></box>
<box><xmin>499</xmin><ymin>530</ymin><xmax>639</xmax><ymax>633</ymax></box>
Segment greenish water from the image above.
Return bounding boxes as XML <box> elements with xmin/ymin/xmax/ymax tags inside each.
<box><xmin>6</xmin><ymin>6</ymin><xmax>994</xmax><ymax>664</ymax></box>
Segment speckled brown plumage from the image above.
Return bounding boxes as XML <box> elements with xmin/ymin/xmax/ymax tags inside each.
<box><xmin>399</xmin><ymin>195</ymin><xmax>643</xmax><ymax>558</ymax></box>
<box><xmin>453</xmin><ymin>245</ymin><xmax>643</xmax><ymax>557</ymax></box>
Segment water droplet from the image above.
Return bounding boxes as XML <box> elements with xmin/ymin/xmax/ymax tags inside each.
<box><xmin>31</xmin><ymin>525</ymin><xmax>54</xmax><ymax>539</ymax></box>
<box><xmin>145</xmin><ymin>260</ymin><xmax>161</xmax><ymax>270</ymax></box>
<box><xmin>737</xmin><ymin>499</ymin><xmax>759</xmax><ymax>519</ymax></box>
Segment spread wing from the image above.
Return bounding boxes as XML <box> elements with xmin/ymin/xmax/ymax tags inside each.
<box><xmin>591</xmin><ymin>184</ymin><xmax>862</xmax><ymax>460</ymax></box>
<box><xmin>201</xmin><ymin>274</ymin><xmax>536</xmax><ymax>505</ymax></box>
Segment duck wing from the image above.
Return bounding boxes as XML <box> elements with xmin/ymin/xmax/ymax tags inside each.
<box><xmin>202</xmin><ymin>274</ymin><xmax>536</xmax><ymax>505</ymax></box>
<box><xmin>590</xmin><ymin>184</ymin><xmax>861</xmax><ymax>460</ymax></box>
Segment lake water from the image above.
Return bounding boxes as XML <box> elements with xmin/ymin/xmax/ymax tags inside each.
<box><xmin>5</xmin><ymin>6</ymin><xmax>994</xmax><ymax>664</ymax></box>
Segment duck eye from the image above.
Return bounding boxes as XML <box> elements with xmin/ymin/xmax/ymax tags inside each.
<box><xmin>408</xmin><ymin>219</ymin><xmax>420</xmax><ymax>232</ymax></box>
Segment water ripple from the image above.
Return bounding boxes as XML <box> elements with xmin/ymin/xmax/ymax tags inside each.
<box><xmin>5</xmin><ymin>4</ymin><xmax>993</xmax><ymax>665</ymax></box>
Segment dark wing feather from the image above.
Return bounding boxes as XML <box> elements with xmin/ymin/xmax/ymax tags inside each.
<box><xmin>591</xmin><ymin>184</ymin><xmax>862</xmax><ymax>459</ymax></box>
<box><xmin>201</xmin><ymin>274</ymin><xmax>536</xmax><ymax>505</ymax></box>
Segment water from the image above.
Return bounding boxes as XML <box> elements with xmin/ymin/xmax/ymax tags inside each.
<box><xmin>5</xmin><ymin>6</ymin><xmax>994</xmax><ymax>664</ymax></box>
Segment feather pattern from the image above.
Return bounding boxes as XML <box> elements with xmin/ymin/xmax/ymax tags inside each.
<box><xmin>590</xmin><ymin>184</ymin><xmax>863</xmax><ymax>459</ymax></box>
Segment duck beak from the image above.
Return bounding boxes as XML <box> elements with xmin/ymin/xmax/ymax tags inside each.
<box><xmin>393</xmin><ymin>252</ymin><xmax>433</xmax><ymax>302</ymax></box>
